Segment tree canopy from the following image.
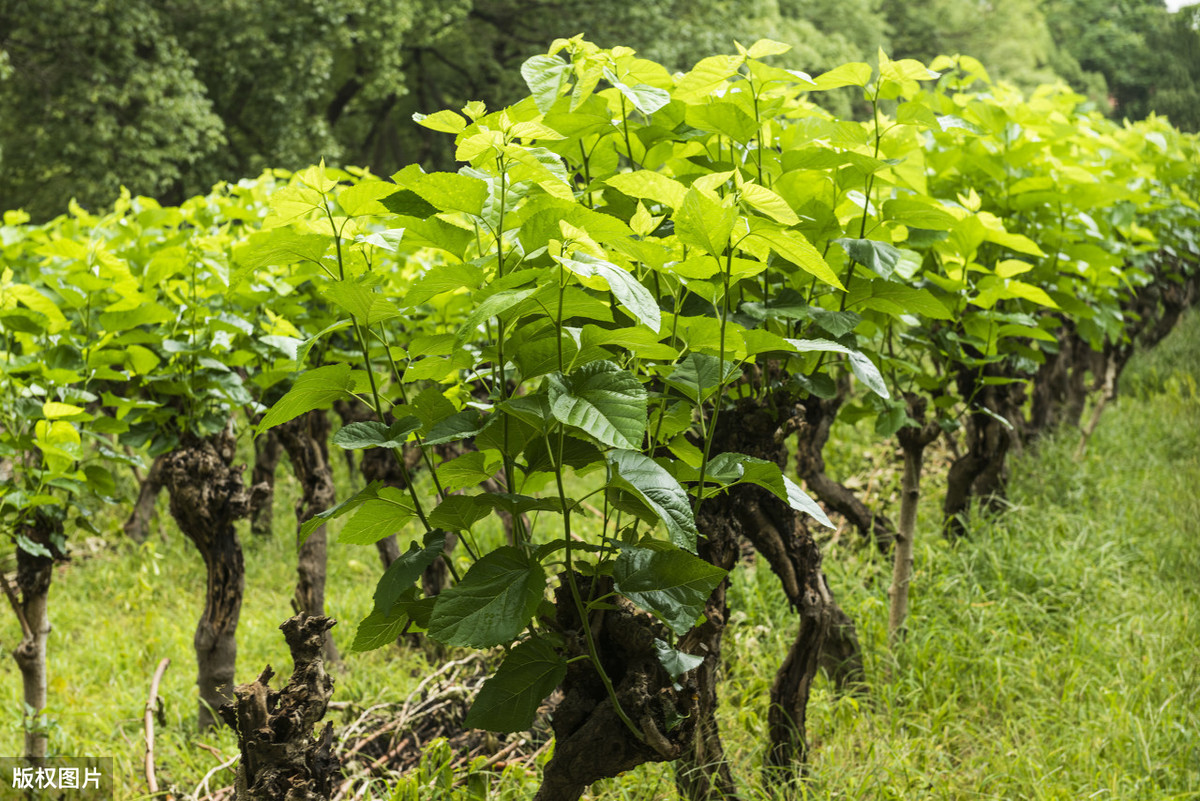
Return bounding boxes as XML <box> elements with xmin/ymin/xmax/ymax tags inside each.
<box><xmin>1</xmin><ymin>0</ymin><xmax>1196</xmax><ymax>218</ymax></box>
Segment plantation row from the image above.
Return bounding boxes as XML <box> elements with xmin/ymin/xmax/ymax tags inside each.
<box><xmin>1</xmin><ymin>39</ymin><xmax>1198</xmax><ymax>800</ymax></box>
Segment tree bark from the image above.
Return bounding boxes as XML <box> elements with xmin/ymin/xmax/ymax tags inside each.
<box><xmin>536</xmin><ymin>575</ymin><xmax>699</xmax><ymax>801</ymax></box>
<box><xmin>220</xmin><ymin>614</ymin><xmax>340</xmax><ymax>801</ymax></box>
<box><xmin>161</xmin><ymin>432</ymin><xmax>261</xmax><ymax>730</ymax></box>
<box><xmin>124</xmin><ymin>454</ymin><xmax>167</xmax><ymax>543</ymax></box>
<box><xmin>793</xmin><ymin>387</ymin><xmax>895</xmax><ymax>552</ymax></box>
<box><xmin>249</xmin><ymin>428</ymin><xmax>283</xmax><ymax>537</ymax></box>
<box><xmin>889</xmin><ymin>397</ymin><xmax>941</xmax><ymax>646</ymax></box>
<box><xmin>944</xmin><ymin>372</ymin><xmax>1017</xmax><ymax>537</ymax></box>
<box><xmin>676</xmin><ymin>496</ymin><xmax>743</xmax><ymax>801</ymax></box>
<box><xmin>694</xmin><ymin>393</ymin><xmax>864</xmax><ymax>792</ymax></box>
<box><xmin>276</xmin><ymin>411</ymin><xmax>340</xmax><ymax>665</ymax></box>
<box><xmin>8</xmin><ymin>512</ymin><xmax>63</xmax><ymax>760</ymax></box>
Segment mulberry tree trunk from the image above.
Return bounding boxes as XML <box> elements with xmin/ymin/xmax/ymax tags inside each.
<box><xmin>220</xmin><ymin>614</ymin><xmax>340</xmax><ymax>801</ymax></box>
<box><xmin>889</xmin><ymin>396</ymin><xmax>941</xmax><ymax>646</ymax></box>
<box><xmin>793</xmin><ymin>385</ymin><xmax>896</xmax><ymax>552</ymax></box>
<box><xmin>7</xmin><ymin>513</ymin><xmax>64</xmax><ymax>760</ymax></box>
<box><xmin>249</xmin><ymin>428</ymin><xmax>283</xmax><ymax>537</ymax></box>
<box><xmin>276</xmin><ymin>411</ymin><xmax>340</xmax><ymax>665</ymax></box>
<box><xmin>161</xmin><ymin>432</ymin><xmax>260</xmax><ymax>730</ymax></box>
<box><xmin>123</xmin><ymin>454</ymin><xmax>167</xmax><ymax>543</ymax></box>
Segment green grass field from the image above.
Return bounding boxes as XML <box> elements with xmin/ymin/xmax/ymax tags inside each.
<box><xmin>3</xmin><ymin>311</ymin><xmax>1198</xmax><ymax>800</ymax></box>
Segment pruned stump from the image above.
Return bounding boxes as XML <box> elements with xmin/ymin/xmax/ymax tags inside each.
<box><xmin>220</xmin><ymin>614</ymin><xmax>340</xmax><ymax>801</ymax></box>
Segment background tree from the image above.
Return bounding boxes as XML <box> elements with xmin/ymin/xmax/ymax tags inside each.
<box><xmin>0</xmin><ymin>0</ymin><xmax>224</xmax><ymax>220</ymax></box>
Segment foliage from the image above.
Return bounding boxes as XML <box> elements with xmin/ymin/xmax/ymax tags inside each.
<box><xmin>1</xmin><ymin>33</ymin><xmax>1198</xmax><ymax>796</ymax></box>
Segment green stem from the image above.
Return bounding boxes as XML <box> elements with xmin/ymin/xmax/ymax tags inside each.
<box><xmin>693</xmin><ymin>248</ymin><xmax>734</xmax><ymax>519</ymax></box>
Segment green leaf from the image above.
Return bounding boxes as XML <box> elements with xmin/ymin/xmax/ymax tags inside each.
<box><xmin>704</xmin><ymin>453</ymin><xmax>833</xmax><ymax>528</ymax></box>
<box><xmin>676</xmin><ymin>188</ymin><xmax>737</xmax><ymax>257</ymax></box>
<box><xmin>333</xmin><ymin>417</ymin><xmax>420</xmax><ymax>450</ymax></box>
<box><xmin>426</xmin><ymin>546</ymin><xmax>546</xmax><ymax>648</ymax></box>
<box><xmin>845</xmin><ymin>280</ymin><xmax>953</xmax><ymax>320</ymax></box>
<box><xmin>607</xmin><ymin>450</ymin><xmax>698</xmax><ymax>552</ymax></box>
<box><xmin>663</xmin><ymin>354</ymin><xmax>739</xmax><ymax>403</ymax></box>
<box><xmin>338</xmin><ymin>181</ymin><xmax>399</xmax><ymax>216</ymax></box>
<box><xmin>428</xmin><ymin>494</ymin><xmax>491</xmax><ymax>531</ymax></box>
<box><xmin>257</xmin><ymin>364</ymin><xmax>356</xmax><ymax>434</ymax></box>
<box><xmin>373</xmin><ymin>530</ymin><xmax>447</xmax><ymax>615</ymax></box>
<box><xmin>653</xmin><ymin>638</ymin><xmax>705</xmax><ymax>682</ymax></box>
<box><xmin>522</xmin><ymin>54</ymin><xmax>572</xmax><ymax>113</ymax></box>
<box><xmin>604</xmin><ymin>68</ymin><xmax>671</xmax><ymax>116</ymax></box>
<box><xmin>436</xmin><ymin>450</ymin><xmax>502</xmax><ymax>493</ymax></box>
<box><xmin>838</xmin><ymin>238</ymin><xmax>902</xmax><ymax>279</ymax></box>
<box><xmin>556</xmin><ymin>252</ymin><xmax>661</xmax><ymax>332</ymax></box>
<box><xmin>298</xmin><ymin>481</ymin><xmax>382</xmax><ymax>544</ymax></box>
<box><xmin>548</xmin><ymin>361</ymin><xmax>648</xmax><ymax>450</ymax></box>
<box><xmin>605</xmin><ymin>171</ymin><xmax>688</xmax><ymax>210</ymax></box>
<box><xmin>739</xmin><ymin>182</ymin><xmax>799</xmax><ymax>225</ymax></box>
<box><xmin>338</xmin><ymin>487</ymin><xmax>418</xmax><ymax>546</ymax></box>
<box><xmin>613</xmin><ymin>543</ymin><xmax>726</xmax><ymax>636</ymax></box>
<box><xmin>424</xmin><ymin>409</ymin><xmax>486</xmax><ymax>446</ymax></box>
<box><xmin>352</xmin><ymin>596</ymin><xmax>412</xmax><ymax>652</ymax></box>
<box><xmin>785</xmin><ymin>338</ymin><xmax>889</xmax><ymax>399</ymax></box>
<box><xmin>397</xmin><ymin>170</ymin><xmax>489</xmax><ymax>217</ymax></box>
<box><xmin>455</xmin><ymin>287</ymin><xmax>537</xmax><ymax>346</ymax></box>
<box><xmin>812</xmin><ymin>62</ymin><xmax>873</xmax><ymax>90</ymax></box>
<box><xmin>412</xmin><ymin>109</ymin><xmax>468</xmax><ymax>134</ymax></box>
<box><xmin>465</xmin><ymin>637</ymin><xmax>567</xmax><ymax>733</ymax></box>
<box><xmin>748</xmin><ymin>227</ymin><xmax>844</xmax><ymax>289</ymax></box>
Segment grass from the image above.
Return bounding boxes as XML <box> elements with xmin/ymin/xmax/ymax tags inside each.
<box><xmin>2</xmin><ymin>310</ymin><xmax>1198</xmax><ymax>800</ymax></box>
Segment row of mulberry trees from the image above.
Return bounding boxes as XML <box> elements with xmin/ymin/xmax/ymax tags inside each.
<box><xmin>1</xmin><ymin>39</ymin><xmax>1198</xmax><ymax>801</ymax></box>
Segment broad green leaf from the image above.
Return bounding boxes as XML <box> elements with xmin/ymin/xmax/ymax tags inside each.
<box><xmin>332</xmin><ymin>417</ymin><xmax>420</xmax><ymax>450</ymax></box>
<box><xmin>8</xmin><ymin>285</ymin><xmax>68</xmax><ymax>333</ymax></box>
<box><xmin>663</xmin><ymin>354</ymin><xmax>739</xmax><ymax>403</ymax></box>
<box><xmin>606</xmin><ymin>171</ymin><xmax>688</xmax><ymax>210</ymax></box>
<box><xmin>426</xmin><ymin>546</ymin><xmax>546</xmax><ymax>648</ymax></box>
<box><xmin>674</xmin><ymin>55</ymin><xmax>743</xmax><ymax>101</ymax></box>
<box><xmin>748</xmin><ymin>228</ymin><xmax>844</xmax><ymax>289</ymax></box>
<box><xmin>613</xmin><ymin>543</ymin><xmax>727</xmax><ymax>635</ymax></box>
<box><xmin>429</xmin><ymin>494</ymin><xmax>491</xmax><ymax>531</ymax></box>
<box><xmin>685</xmin><ymin>102</ymin><xmax>758</xmax><ymax>143</ymax></box>
<box><xmin>455</xmin><ymin>287</ymin><xmax>537</xmax><ymax>346</ymax></box>
<box><xmin>653</xmin><ymin>638</ymin><xmax>705</xmax><ymax>682</ymax></box>
<box><xmin>845</xmin><ymin>280</ymin><xmax>953</xmax><ymax>320</ymax></box>
<box><xmin>424</xmin><ymin>409</ymin><xmax>486</xmax><ymax>446</ymax></box>
<box><xmin>396</xmin><ymin>170</ymin><xmax>489</xmax><ymax>217</ymax></box>
<box><xmin>42</xmin><ymin>401</ymin><xmax>85</xmax><ymax>419</ymax></box>
<box><xmin>338</xmin><ymin>181</ymin><xmax>399</xmax><ymax>217</ymax></box>
<box><xmin>704</xmin><ymin>453</ymin><xmax>833</xmax><ymax>528</ymax></box>
<box><xmin>746</xmin><ymin>39</ymin><xmax>792</xmax><ymax>58</ymax></box>
<box><xmin>883</xmin><ymin>198</ymin><xmax>956</xmax><ymax>230</ymax></box>
<box><xmin>556</xmin><ymin>252</ymin><xmax>661</xmax><ymax>332</ymax></box>
<box><xmin>372</xmin><ymin>530</ymin><xmax>447</xmax><ymax>615</ymax></box>
<box><xmin>522</xmin><ymin>54</ymin><xmax>572</xmax><ymax>113</ymax></box>
<box><xmin>257</xmin><ymin>364</ymin><xmax>356</xmax><ymax>434</ymax></box>
<box><xmin>604</xmin><ymin>68</ymin><xmax>671</xmax><ymax>116</ymax></box>
<box><xmin>403</xmin><ymin>263</ymin><xmax>485</xmax><ymax>308</ymax></box>
<box><xmin>464</xmin><ymin>637</ymin><xmax>567</xmax><ymax>732</ymax></box>
<box><xmin>812</xmin><ymin>62</ymin><xmax>873</xmax><ymax>90</ymax></box>
<box><xmin>547</xmin><ymin>360</ymin><xmax>648</xmax><ymax>450</ymax></box>
<box><xmin>338</xmin><ymin>487</ymin><xmax>418</xmax><ymax>546</ymax></box>
<box><xmin>676</xmin><ymin>188</ymin><xmax>737</xmax><ymax>257</ymax></box>
<box><xmin>739</xmin><ymin>182</ymin><xmax>799</xmax><ymax>225</ymax></box>
<box><xmin>838</xmin><ymin>238</ymin><xmax>903</xmax><ymax>279</ymax></box>
<box><xmin>352</xmin><ymin>594</ymin><xmax>412</xmax><ymax>652</ymax></box>
<box><xmin>299</xmin><ymin>481</ymin><xmax>382</xmax><ymax>543</ymax></box>
<box><xmin>413</xmin><ymin>109</ymin><xmax>468</xmax><ymax>134</ymax></box>
<box><xmin>785</xmin><ymin>338</ymin><xmax>889</xmax><ymax>399</ymax></box>
<box><xmin>436</xmin><ymin>450</ymin><xmax>502</xmax><ymax>493</ymax></box>
<box><xmin>607</xmin><ymin>450</ymin><xmax>698</xmax><ymax>551</ymax></box>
